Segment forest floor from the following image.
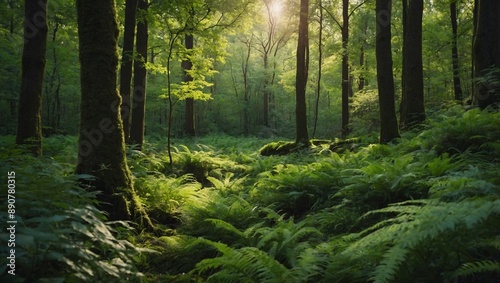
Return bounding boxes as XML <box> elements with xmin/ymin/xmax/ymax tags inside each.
<box><xmin>1</xmin><ymin>106</ymin><xmax>500</xmax><ymax>282</ymax></box>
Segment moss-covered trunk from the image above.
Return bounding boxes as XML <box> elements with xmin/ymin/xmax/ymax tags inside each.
<box><xmin>16</xmin><ymin>0</ymin><xmax>48</xmax><ymax>156</ymax></box>
<box><xmin>75</xmin><ymin>0</ymin><xmax>144</xmax><ymax>223</ymax></box>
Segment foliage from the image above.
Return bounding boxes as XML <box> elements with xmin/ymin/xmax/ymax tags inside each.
<box><xmin>0</xmin><ymin>145</ymin><xmax>149</xmax><ymax>282</ymax></box>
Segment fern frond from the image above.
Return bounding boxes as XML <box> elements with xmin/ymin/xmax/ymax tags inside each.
<box><xmin>452</xmin><ymin>260</ymin><xmax>500</xmax><ymax>278</ymax></box>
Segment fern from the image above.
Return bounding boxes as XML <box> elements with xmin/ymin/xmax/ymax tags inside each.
<box><xmin>452</xmin><ymin>260</ymin><xmax>500</xmax><ymax>278</ymax></box>
<box><xmin>343</xmin><ymin>199</ymin><xmax>500</xmax><ymax>283</ymax></box>
<box><xmin>194</xmin><ymin>239</ymin><xmax>294</xmax><ymax>283</ymax></box>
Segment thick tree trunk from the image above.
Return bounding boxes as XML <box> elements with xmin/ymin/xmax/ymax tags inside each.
<box><xmin>450</xmin><ymin>1</ymin><xmax>463</xmax><ymax>102</ymax></box>
<box><xmin>376</xmin><ymin>0</ymin><xmax>400</xmax><ymax>143</ymax></box>
<box><xmin>341</xmin><ymin>0</ymin><xmax>350</xmax><ymax>138</ymax></box>
<box><xmin>129</xmin><ymin>0</ymin><xmax>148</xmax><ymax>149</ymax></box>
<box><xmin>295</xmin><ymin>0</ymin><xmax>310</xmax><ymax>146</ymax></box>
<box><xmin>473</xmin><ymin>0</ymin><xmax>500</xmax><ymax>108</ymax></box>
<box><xmin>119</xmin><ymin>0</ymin><xmax>137</xmax><ymax>143</ymax></box>
<box><xmin>400</xmin><ymin>0</ymin><xmax>425</xmax><ymax>130</ymax></box>
<box><xmin>16</xmin><ymin>0</ymin><xmax>48</xmax><ymax>156</ymax></box>
<box><xmin>183</xmin><ymin>33</ymin><xmax>196</xmax><ymax>137</ymax></box>
<box><xmin>76</xmin><ymin>0</ymin><xmax>142</xmax><ymax>222</ymax></box>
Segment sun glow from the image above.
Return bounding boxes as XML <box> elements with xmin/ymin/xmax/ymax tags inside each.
<box><xmin>264</xmin><ymin>0</ymin><xmax>283</xmax><ymax>21</ymax></box>
<box><xmin>269</xmin><ymin>1</ymin><xmax>283</xmax><ymax>19</ymax></box>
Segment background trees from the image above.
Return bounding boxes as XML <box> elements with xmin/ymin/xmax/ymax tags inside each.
<box><xmin>0</xmin><ymin>0</ymin><xmax>491</xmax><ymax>143</ymax></box>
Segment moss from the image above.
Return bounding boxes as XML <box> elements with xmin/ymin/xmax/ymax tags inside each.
<box><xmin>259</xmin><ymin>141</ymin><xmax>309</xmax><ymax>156</ymax></box>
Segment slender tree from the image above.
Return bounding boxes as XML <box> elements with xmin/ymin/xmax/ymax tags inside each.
<box><xmin>16</xmin><ymin>0</ymin><xmax>48</xmax><ymax>156</ymax></box>
<box><xmin>400</xmin><ymin>0</ymin><xmax>425</xmax><ymax>130</ymax></box>
<box><xmin>472</xmin><ymin>0</ymin><xmax>500</xmax><ymax>108</ymax></box>
<box><xmin>295</xmin><ymin>0</ymin><xmax>310</xmax><ymax>146</ymax></box>
<box><xmin>341</xmin><ymin>0</ymin><xmax>350</xmax><ymax>137</ymax></box>
<box><xmin>119</xmin><ymin>0</ymin><xmax>138</xmax><ymax>142</ymax></box>
<box><xmin>76</xmin><ymin>0</ymin><xmax>149</xmax><ymax>224</ymax></box>
<box><xmin>376</xmin><ymin>0</ymin><xmax>400</xmax><ymax>143</ymax></box>
<box><xmin>184</xmin><ymin>33</ymin><xmax>196</xmax><ymax>137</ymax></box>
<box><xmin>129</xmin><ymin>0</ymin><xmax>148</xmax><ymax>149</ymax></box>
<box><xmin>312</xmin><ymin>1</ymin><xmax>323</xmax><ymax>138</ymax></box>
<box><xmin>450</xmin><ymin>0</ymin><xmax>463</xmax><ymax>102</ymax></box>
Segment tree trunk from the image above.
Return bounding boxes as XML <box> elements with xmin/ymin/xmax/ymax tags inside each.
<box><xmin>450</xmin><ymin>1</ymin><xmax>463</xmax><ymax>102</ymax></box>
<box><xmin>183</xmin><ymin>33</ymin><xmax>196</xmax><ymax>137</ymax></box>
<box><xmin>313</xmin><ymin>1</ymin><xmax>323</xmax><ymax>138</ymax></box>
<box><xmin>472</xmin><ymin>0</ymin><xmax>500</xmax><ymax>108</ymax></box>
<box><xmin>119</xmin><ymin>0</ymin><xmax>137</xmax><ymax>143</ymax></box>
<box><xmin>295</xmin><ymin>0</ymin><xmax>310</xmax><ymax>146</ymax></box>
<box><xmin>376</xmin><ymin>0</ymin><xmax>400</xmax><ymax>143</ymax></box>
<box><xmin>16</xmin><ymin>0</ymin><xmax>48</xmax><ymax>156</ymax></box>
<box><xmin>341</xmin><ymin>0</ymin><xmax>350</xmax><ymax>138</ymax></box>
<box><xmin>400</xmin><ymin>0</ymin><xmax>425</xmax><ymax>130</ymax></box>
<box><xmin>76</xmin><ymin>0</ymin><xmax>144</xmax><ymax>223</ymax></box>
<box><xmin>129</xmin><ymin>0</ymin><xmax>148</xmax><ymax>149</ymax></box>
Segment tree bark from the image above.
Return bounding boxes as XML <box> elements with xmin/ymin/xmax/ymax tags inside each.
<box><xmin>472</xmin><ymin>0</ymin><xmax>500</xmax><ymax>108</ymax></box>
<box><xmin>450</xmin><ymin>1</ymin><xmax>463</xmax><ymax>102</ymax></box>
<box><xmin>16</xmin><ymin>0</ymin><xmax>48</xmax><ymax>156</ymax></box>
<box><xmin>295</xmin><ymin>0</ymin><xmax>310</xmax><ymax>146</ymax></box>
<box><xmin>119</xmin><ymin>0</ymin><xmax>137</xmax><ymax>143</ymax></box>
<box><xmin>341</xmin><ymin>0</ymin><xmax>350</xmax><ymax>138</ymax></box>
<box><xmin>183</xmin><ymin>33</ymin><xmax>196</xmax><ymax>137</ymax></box>
<box><xmin>400</xmin><ymin>0</ymin><xmax>425</xmax><ymax>130</ymax></box>
<box><xmin>313</xmin><ymin>1</ymin><xmax>323</xmax><ymax>138</ymax></box>
<box><xmin>129</xmin><ymin>0</ymin><xmax>148</xmax><ymax>149</ymax></box>
<box><xmin>76</xmin><ymin>0</ymin><xmax>142</xmax><ymax>222</ymax></box>
<box><xmin>376</xmin><ymin>0</ymin><xmax>400</xmax><ymax>143</ymax></box>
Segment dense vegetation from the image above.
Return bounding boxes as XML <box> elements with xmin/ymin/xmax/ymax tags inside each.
<box><xmin>2</xmin><ymin>0</ymin><xmax>500</xmax><ymax>282</ymax></box>
<box><xmin>1</xmin><ymin>106</ymin><xmax>499</xmax><ymax>282</ymax></box>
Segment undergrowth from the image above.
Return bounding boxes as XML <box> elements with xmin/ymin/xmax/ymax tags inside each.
<box><xmin>1</xmin><ymin>106</ymin><xmax>499</xmax><ymax>282</ymax></box>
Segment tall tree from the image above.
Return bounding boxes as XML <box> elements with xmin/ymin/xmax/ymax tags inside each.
<box><xmin>129</xmin><ymin>0</ymin><xmax>148</xmax><ymax>149</ymax></box>
<box><xmin>16</xmin><ymin>0</ymin><xmax>48</xmax><ymax>156</ymax></box>
<box><xmin>322</xmin><ymin>0</ymin><xmax>365</xmax><ymax>137</ymax></box>
<box><xmin>255</xmin><ymin>0</ymin><xmax>291</xmax><ymax>128</ymax></box>
<box><xmin>376</xmin><ymin>0</ymin><xmax>400</xmax><ymax>143</ymax></box>
<box><xmin>312</xmin><ymin>1</ymin><xmax>323</xmax><ymax>138</ymax></box>
<box><xmin>472</xmin><ymin>0</ymin><xmax>500</xmax><ymax>108</ymax></box>
<box><xmin>183</xmin><ymin>32</ymin><xmax>196</xmax><ymax>137</ymax></box>
<box><xmin>295</xmin><ymin>0</ymin><xmax>310</xmax><ymax>145</ymax></box>
<box><xmin>400</xmin><ymin>0</ymin><xmax>425</xmax><ymax>130</ymax></box>
<box><xmin>341</xmin><ymin>0</ymin><xmax>350</xmax><ymax>137</ymax></box>
<box><xmin>76</xmin><ymin>0</ymin><xmax>147</xmax><ymax>223</ymax></box>
<box><xmin>119</xmin><ymin>0</ymin><xmax>138</xmax><ymax>143</ymax></box>
<box><xmin>450</xmin><ymin>0</ymin><xmax>463</xmax><ymax>102</ymax></box>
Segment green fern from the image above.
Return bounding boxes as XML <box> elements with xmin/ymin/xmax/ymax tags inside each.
<box><xmin>193</xmin><ymin>239</ymin><xmax>294</xmax><ymax>283</ymax></box>
<box><xmin>342</xmin><ymin>199</ymin><xmax>500</xmax><ymax>283</ymax></box>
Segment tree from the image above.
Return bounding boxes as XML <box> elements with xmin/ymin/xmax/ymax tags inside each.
<box><xmin>119</xmin><ymin>0</ymin><xmax>138</xmax><ymax>143</ymax></box>
<box><xmin>472</xmin><ymin>0</ymin><xmax>500</xmax><ymax>108</ymax></box>
<box><xmin>376</xmin><ymin>0</ymin><xmax>400</xmax><ymax>143</ymax></box>
<box><xmin>16</xmin><ymin>0</ymin><xmax>48</xmax><ymax>156</ymax></box>
<box><xmin>295</xmin><ymin>0</ymin><xmax>310</xmax><ymax>146</ymax></box>
<box><xmin>322</xmin><ymin>0</ymin><xmax>366</xmax><ymax>137</ymax></box>
<box><xmin>450</xmin><ymin>0</ymin><xmax>463</xmax><ymax>102</ymax></box>
<box><xmin>341</xmin><ymin>0</ymin><xmax>350</xmax><ymax>137</ymax></box>
<box><xmin>400</xmin><ymin>0</ymin><xmax>425</xmax><ymax>129</ymax></box>
<box><xmin>312</xmin><ymin>1</ymin><xmax>323</xmax><ymax>138</ymax></box>
<box><xmin>183</xmin><ymin>32</ymin><xmax>196</xmax><ymax>137</ymax></box>
<box><xmin>255</xmin><ymin>0</ymin><xmax>292</xmax><ymax>129</ymax></box>
<box><xmin>129</xmin><ymin>0</ymin><xmax>148</xmax><ymax>149</ymax></box>
<box><xmin>75</xmin><ymin>0</ymin><xmax>148</xmax><ymax>224</ymax></box>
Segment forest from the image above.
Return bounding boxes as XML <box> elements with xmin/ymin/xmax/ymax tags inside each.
<box><xmin>0</xmin><ymin>0</ymin><xmax>499</xmax><ymax>282</ymax></box>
